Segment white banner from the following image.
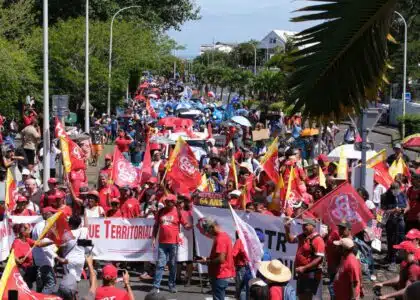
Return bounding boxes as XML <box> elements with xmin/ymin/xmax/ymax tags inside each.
<box><xmin>193</xmin><ymin>206</ymin><xmax>322</xmax><ymax>296</ymax></box>
<box><xmin>0</xmin><ymin>218</ymin><xmax>13</xmax><ymax>261</ymax></box>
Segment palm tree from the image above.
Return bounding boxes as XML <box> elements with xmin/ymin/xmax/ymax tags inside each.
<box><xmin>287</xmin><ymin>0</ymin><xmax>397</xmax><ymax>119</ymax></box>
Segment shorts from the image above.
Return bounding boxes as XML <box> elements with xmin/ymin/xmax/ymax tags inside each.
<box><xmin>92</xmin><ymin>144</ymin><xmax>104</xmax><ymax>156</ymax></box>
<box><xmin>24</xmin><ymin>149</ymin><xmax>36</xmax><ymax>165</ymax></box>
<box><xmin>297</xmin><ymin>276</ymin><xmax>321</xmax><ymax>296</ymax></box>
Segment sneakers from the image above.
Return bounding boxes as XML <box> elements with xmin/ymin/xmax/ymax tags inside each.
<box><xmin>150</xmin><ymin>288</ymin><xmax>160</xmax><ymax>294</ymax></box>
<box><xmin>169</xmin><ymin>287</ymin><xmax>177</xmax><ymax>294</ymax></box>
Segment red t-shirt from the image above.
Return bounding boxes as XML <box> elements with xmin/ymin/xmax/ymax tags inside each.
<box><xmin>406</xmin><ymin>187</ymin><xmax>420</xmax><ymax>221</ymax></box>
<box><xmin>106</xmin><ymin>209</ymin><xmax>123</xmax><ymax>218</ymax></box>
<box><xmin>295</xmin><ymin>232</ymin><xmax>325</xmax><ymax>279</ymax></box>
<box><xmin>12</xmin><ymin>238</ymin><xmax>35</xmax><ymax>269</ymax></box>
<box><xmin>121</xmin><ymin>198</ymin><xmax>141</xmax><ymax>219</ymax></box>
<box><xmin>57</xmin><ymin>205</ymin><xmax>72</xmax><ymax>218</ymax></box>
<box><xmin>95</xmin><ymin>286</ymin><xmax>129</xmax><ymax>300</ymax></box>
<box><xmin>99</xmin><ymin>168</ymin><xmax>112</xmax><ymax>179</ymax></box>
<box><xmin>399</xmin><ymin>261</ymin><xmax>420</xmax><ymax>289</ymax></box>
<box><xmin>155</xmin><ymin>207</ymin><xmax>187</xmax><ymax>244</ymax></box>
<box><xmin>40</xmin><ymin>190</ymin><xmax>59</xmax><ymax>208</ymax></box>
<box><xmin>325</xmin><ymin>230</ymin><xmax>341</xmax><ymax>273</ymax></box>
<box><xmin>233</xmin><ymin>239</ymin><xmax>248</xmax><ymax>267</ymax></box>
<box><xmin>269</xmin><ymin>286</ymin><xmax>283</xmax><ymax>300</ymax></box>
<box><xmin>209</xmin><ymin>231</ymin><xmax>235</xmax><ymax>279</ymax></box>
<box><xmin>99</xmin><ymin>185</ymin><xmax>120</xmax><ymax>210</ymax></box>
<box><xmin>70</xmin><ymin>169</ymin><xmax>87</xmax><ymax>197</ymax></box>
<box><xmin>11</xmin><ymin>208</ymin><xmax>36</xmax><ymax>216</ymax></box>
<box><xmin>115</xmin><ymin>138</ymin><xmax>132</xmax><ymax>153</ymax></box>
<box><xmin>333</xmin><ymin>253</ymin><xmax>361</xmax><ymax>300</ymax></box>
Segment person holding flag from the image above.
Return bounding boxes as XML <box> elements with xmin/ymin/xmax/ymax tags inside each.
<box><xmin>386</xmin><ymin>143</ymin><xmax>410</xmax><ymax>166</ymax></box>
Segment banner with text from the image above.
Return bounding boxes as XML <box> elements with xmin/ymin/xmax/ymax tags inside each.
<box><xmin>0</xmin><ymin>219</ymin><xmax>13</xmax><ymax>261</ymax></box>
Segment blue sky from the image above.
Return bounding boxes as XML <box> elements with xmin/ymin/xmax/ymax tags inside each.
<box><xmin>168</xmin><ymin>0</ymin><xmax>313</xmax><ymax>58</ymax></box>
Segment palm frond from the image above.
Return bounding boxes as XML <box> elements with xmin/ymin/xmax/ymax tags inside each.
<box><xmin>287</xmin><ymin>0</ymin><xmax>397</xmax><ymax>119</ymax></box>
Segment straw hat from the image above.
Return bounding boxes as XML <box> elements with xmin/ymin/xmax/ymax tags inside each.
<box><xmin>258</xmin><ymin>260</ymin><xmax>292</xmax><ymax>283</ymax></box>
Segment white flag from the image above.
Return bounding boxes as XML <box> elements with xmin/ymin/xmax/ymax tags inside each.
<box><xmin>228</xmin><ymin>204</ymin><xmax>263</xmax><ymax>277</ymax></box>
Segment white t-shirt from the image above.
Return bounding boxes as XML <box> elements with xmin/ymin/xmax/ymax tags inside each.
<box><xmin>62</xmin><ymin>227</ymin><xmax>89</xmax><ymax>281</ymax></box>
<box><xmin>373</xmin><ymin>184</ymin><xmax>387</xmax><ymax>206</ymax></box>
<box><xmin>84</xmin><ymin>206</ymin><xmax>105</xmax><ymax>218</ymax></box>
<box><xmin>32</xmin><ymin>220</ymin><xmax>56</xmax><ymax>267</ymax></box>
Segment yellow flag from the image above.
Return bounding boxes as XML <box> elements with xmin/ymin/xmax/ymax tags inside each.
<box><xmin>366</xmin><ymin>149</ymin><xmax>387</xmax><ymax>168</ymax></box>
<box><xmin>260</xmin><ymin>137</ymin><xmax>278</xmax><ymax>165</ymax></box>
<box><xmin>0</xmin><ymin>251</ymin><xmax>16</xmax><ymax>299</ymax></box>
<box><xmin>319</xmin><ymin>167</ymin><xmax>327</xmax><ymax>188</ymax></box>
<box><xmin>389</xmin><ymin>157</ymin><xmax>404</xmax><ymax>179</ymax></box>
<box><xmin>166</xmin><ymin>136</ymin><xmax>183</xmax><ymax>172</ymax></box>
<box><xmin>268</xmin><ymin>173</ymin><xmax>285</xmax><ymax>211</ymax></box>
<box><xmin>59</xmin><ymin>136</ymin><xmax>72</xmax><ymax>173</ymax></box>
<box><xmin>198</xmin><ymin>174</ymin><xmax>209</xmax><ymax>192</ymax></box>
<box><xmin>5</xmin><ymin>168</ymin><xmax>15</xmax><ymax>209</ymax></box>
<box><xmin>285</xmin><ymin>167</ymin><xmax>295</xmax><ymax>200</ymax></box>
<box><xmin>231</xmin><ymin>155</ymin><xmax>238</xmax><ymax>189</ymax></box>
<box><xmin>336</xmin><ymin>147</ymin><xmax>347</xmax><ymax>180</ymax></box>
<box><xmin>38</xmin><ymin>211</ymin><xmax>63</xmax><ymax>241</ymax></box>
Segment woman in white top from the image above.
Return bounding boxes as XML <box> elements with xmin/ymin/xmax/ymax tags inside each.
<box><xmin>84</xmin><ymin>190</ymin><xmax>105</xmax><ymax>218</ymax></box>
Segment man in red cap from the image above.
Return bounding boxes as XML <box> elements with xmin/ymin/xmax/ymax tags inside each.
<box><xmin>94</xmin><ymin>264</ymin><xmax>134</xmax><ymax>300</ymax></box>
<box><xmin>406</xmin><ymin>229</ymin><xmax>420</xmax><ymax>248</ymax></box>
<box><xmin>151</xmin><ymin>194</ymin><xmax>191</xmax><ymax>293</ymax></box>
<box><xmin>40</xmin><ymin>178</ymin><xmax>59</xmax><ymax>208</ymax></box>
<box><xmin>52</xmin><ymin>191</ymin><xmax>72</xmax><ymax>219</ymax></box>
<box><xmin>11</xmin><ymin>196</ymin><xmax>36</xmax><ymax>216</ymax></box>
<box><xmin>99</xmin><ymin>154</ymin><xmax>113</xmax><ymax>179</ymax></box>
<box><xmin>374</xmin><ymin>241</ymin><xmax>420</xmax><ymax>299</ymax></box>
<box><xmin>98</xmin><ymin>173</ymin><xmax>120</xmax><ymax>211</ymax></box>
<box><xmin>106</xmin><ymin>198</ymin><xmax>123</xmax><ymax>217</ymax></box>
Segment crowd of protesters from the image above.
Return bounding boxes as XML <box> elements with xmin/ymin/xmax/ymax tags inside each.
<box><xmin>0</xmin><ymin>76</ymin><xmax>419</xmax><ymax>300</ymax></box>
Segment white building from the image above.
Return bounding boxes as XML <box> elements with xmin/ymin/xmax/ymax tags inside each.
<box><xmin>259</xmin><ymin>30</ymin><xmax>296</xmax><ymax>50</ymax></box>
<box><xmin>199</xmin><ymin>42</ymin><xmax>236</xmax><ymax>55</ymax></box>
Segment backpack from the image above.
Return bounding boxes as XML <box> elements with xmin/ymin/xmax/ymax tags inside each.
<box><xmin>283</xmin><ymin>283</ymin><xmax>297</xmax><ymax>300</ymax></box>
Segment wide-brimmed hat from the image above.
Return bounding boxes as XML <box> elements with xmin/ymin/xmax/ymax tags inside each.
<box><xmin>258</xmin><ymin>260</ymin><xmax>292</xmax><ymax>283</ymax></box>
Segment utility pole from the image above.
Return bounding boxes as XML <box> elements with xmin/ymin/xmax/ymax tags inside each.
<box><xmin>360</xmin><ymin>109</ymin><xmax>367</xmax><ymax>188</ymax></box>
<box><xmin>84</xmin><ymin>0</ymin><xmax>90</xmax><ymax>133</ymax></box>
<box><xmin>42</xmin><ymin>0</ymin><xmax>50</xmax><ymax>189</ymax></box>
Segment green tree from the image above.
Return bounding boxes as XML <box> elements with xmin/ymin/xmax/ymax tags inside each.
<box><xmin>287</xmin><ymin>0</ymin><xmax>398</xmax><ymax>119</ymax></box>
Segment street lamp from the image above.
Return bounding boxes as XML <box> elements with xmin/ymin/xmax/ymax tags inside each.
<box><xmin>42</xmin><ymin>0</ymin><xmax>50</xmax><ymax>189</ymax></box>
<box><xmin>107</xmin><ymin>5</ymin><xmax>142</xmax><ymax>116</ymax></box>
<box><xmin>394</xmin><ymin>11</ymin><xmax>407</xmax><ymax>138</ymax></box>
<box><xmin>251</xmin><ymin>44</ymin><xmax>257</xmax><ymax>75</ymax></box>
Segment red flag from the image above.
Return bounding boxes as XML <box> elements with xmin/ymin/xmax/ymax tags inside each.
<box><xmin>367</xmin><ymin>150</ymin><xmax>393</xmax><ymax>189</ymax></box>
<box><xmin>146</xmin><ymin>98</ymin><xmax>157</xmax><ymax>118</ymax></box>
<box><xmin>260</xmin><ymin>137</ymin><xmax>279</xmax><ymax>183</ymax></box>
<box><xmin>140</xmin><ymin>136</ymin><xmax>153</xmax><ymax>184</ymax></box>
<box><xmin>308</xmin><ymin>182</ymin><xmax>374</xmax><ymax>235</ymax></box>
<box><xmin>240</xmin><ymin>175</ymin><xmax>254</xmax><ymax>209</ymax></box>
<box><xmin>207</xmin><ymin>122</ymin><xmax>213</xmax><ymax>139</ymax></box>
<box><xmin>0</xmin><ymin>251</ymin><xmax>62</xmax><ymax>300</ymax></box>
<box><xmin>112</xmin><ymin>147</ymin><xmax>139</xmax><ymax>188</ymax></box>
<box><xmin>5</xmin><ymin>169</ymin><xmax>17</xmax><ymax>211</ymax></box>
<box><xmin>166</xmin><ymin>137</ymin><xmax>201</xmax><ymax>193</ymax></box>
<box><xmin>283</xmin><ymin>167</ymin><xmax>302</xmax><ymax>211</ymax></box>
<box><xmin>68</xmin><ymin>139</ymin><xmax>86</xmax><ymax>170</ymax></box>
<box><xmin>43</xmin><ymin>212</ymin><xmax>74</xmax><ymax>246</ymax></box>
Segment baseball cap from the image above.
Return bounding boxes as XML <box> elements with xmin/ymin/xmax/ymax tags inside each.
<box><xmin>110</xmin><ymin>198</ymin><xmax>120</xmax><ymax>204</ymax></box>
<box><xmin>406</xmin><ymin>229</ymin><xmax>420</xmax><ymax>240</ymax></box>
<box><xmin>337</xmin><ymin>221</ymin><xmax>352</xmax><ymax>230</ymax></box>
<box><xmin>105</xmin><ymin>154</ymin><xmax>112</xmax><ymax>160</ymax></box>
<box><xmin>87</xmin><ymin>190</ymin><xmax>100</xmax><ymax>199</ymax></box>
<box><xmin>102</xmin><ymin>264</ymin><xmax>118</xmax><ymax>280</ymax></box>
<box><xmin>333</xmin><ymin>238</ymin><xmax>355</xmax><ymax>249</ymax></box>
<box><xmin>239</xmin><ymin>162</ymin><xmax>253</xmax><ymax>173</ymax></box>
<box><xmin>47</xmin><ymin>178</ymin><xmax>58</xmax><ymax>184</ymax></box>
<box><xmin>16</xmin><ymin>196</ymin><xmax>28</xmax><ymax>203</ymax></box>
<box><xmin>22</xmin><ymin>169</ymin><xmax>31</xmax><ymax>176</ymax></box>
<box><xmin>229</xmin><ymin>190</ymin><xmax>242</xmax><ymax>198</ymax></box>
<box><xmin>316</xmin><ymin>154</ymin><xmax>329</xmax><ymax>163</ymax></box>
<box><xmin>302</xmin><ymin>218</ymin><xmax>316</xmax><ymax>226</ymax></box>
<box><xmin>393</xmin><ymin>143</ymin><xmax>402</xmax><ymax>149</ymax></box>
<box><xmin>163</xmin><ymin>194</ymin><xmax>177</xmax><ymax>202</ymax></box>
<box><xmin>55</xmin><ymin>190</ymin><xmax>65</xmax><ymax>199</ymax></box>
<box><xmin>42</xmin><ymin>206</ymin><xmax>58</xmax><ymax>214</ymax></box>
<box><xmin>393</xmin><ymin>241</ymin><xmax>418</xmax><ymax>253</ymax></box>
<box><xmin>79</xmin><ymin>186</ymin><xmax>89</xmax><ymax>195</ymax></box>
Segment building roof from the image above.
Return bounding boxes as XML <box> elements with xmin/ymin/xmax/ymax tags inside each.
<box><xmin>272</xmin><ymin>30</ymin><xmax>297</xmax><ymax>42</ymax></box>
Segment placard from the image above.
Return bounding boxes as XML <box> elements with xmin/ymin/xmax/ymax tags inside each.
<box><xmin>195</xmin><ymin>192</ymin><xmax>227</xmax><ymax>208</ymax></box>
<box><xmin>252</xmin><ymin>129</ymin><xmax>270</xmax><ymax>141</ymax></box>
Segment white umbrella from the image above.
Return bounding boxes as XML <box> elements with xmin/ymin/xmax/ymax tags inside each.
<box><xmin>180</xmin><ymin>109</ymin><xmax>203</xmax><ymax>116</ymax></box>
<box><xmin>231</xmin><ymin>115</ymin><xmax>252</xmax><ymax>127</ymax></box>
<box><xmin>328</xmin><ymin>144</ymin><xmax>377</xmax><ymax>160</ymax></box>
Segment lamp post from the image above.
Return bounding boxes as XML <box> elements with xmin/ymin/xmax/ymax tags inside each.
<box><xmin>85</xmin><ymin>0</ymin><xmax>90</xmax><ymax>133</ymax></box>
<box><xmin>394</xmin><ymin>11</ymin><xmax>407</xmax><ymax>138</ymax></box>
<box><xmin>42</xmin><ymin>0</ymin><xmax>50</xmax><ymax>189</ymax></box>
<box><xmin>251</xmin><ymin>44</ymin><xmax>257</xmax><ymax>75</ymax></box>
<box><xmin>107</xmin><ymin>5</ymin><xmax>142</xmax><ymax>116</ymax></box>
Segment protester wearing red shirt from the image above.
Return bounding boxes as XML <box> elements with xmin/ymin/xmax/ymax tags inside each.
<box><xmin>374</xmin><ymin>241</ymin><xmax>420</xmax><ymax>299</ymax></box>
<box><xmin>69</xmin><ymin>168</ymin><xmax>88</xmax><ymax>197</ymax></box>
<box><xmin>99</xmin><ymin>154</ymin><xmax>113</xmax><ymax>180</ymax></box>
<box><xmin>98</xmin><ymin>175</ymin><xmax>120</xmax><ymax>210</ymax></box>
<box><xmin>333</xmin><ymin>238</ymin><xmax>362</xmax><ymax>300</ymax></box>
<box><xmin>285</xmin><ymin>218</ymin><xmax>325</xmax><ymax>299</ymax></box>
<box><xmin>94</xmin><ymin>264</ymin><xmax>134</xmax><ymax>300</ymax></box>
<box><xmin>12</xmin><ymin>196</ymin><xmax>36</xmax><ymax>216</ymax></box>
<box><xmin>115</xmin><ymin>130</ymin><xmax>133</xmax><ymax>156</ymax></box>
<box><xmin>53</xmin><ymin>191</ymin><xmax>72</xmax><ymax>218</ymax></box>
<box><xmin>197</xmin><ymin>217</ymin><xmax>235</xmax><ymax>300</ymax></box>
<box><xmin>39</xmin><ymin>178</ymin><xmax>60</xmax><ymax>208</ymax></box>
<box><xmin>233</xmin><ymin>235</ymin><xmax>249</xmax><ymax>300</ymax></box>
<box><xmin>151</xmin><ymin>194</ymin><xmax>191</xmax><ymax>293</ymax></box>
<box><xmin>106</xmin><ymin>198</ymin><xmax>123</xmax><ymax>217</ymax></box>
<box><xmin>121</xmin><ymin>196</ymin><xmax>141</xmax><ymax>218</ymax></box>
<box><xmin>258</xmin><ymin>260</ymin><xmax>293</xmax><ymax>300</ymax></box>
<box><xmin>406</xmin><ymin>174</ymin><xmax>420</xmax><ymax>232</ymax></box>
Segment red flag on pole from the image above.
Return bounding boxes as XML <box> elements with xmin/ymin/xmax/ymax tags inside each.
<box><xmin>112</xmin><ymin>147</ymin><xmax>139</xmax><ymax>188</ymax></box>
<box><xmin>140</xmin><ymin>136</ymin><xmax>153</xmax><ymax>184</ymax></box>
<box><xmin>166</xmin><ymin>137</ymin><xmax>201</xmax><ymax>193</ymax></box>
<box><xmin>0</xmin><ymin>251</ymin><xmax>62</xmax><ymax>300</ymax></box>
<box><xmin>43</xmin><ymin>212</ymin><xmax>74</xmax><ymax>246</ymax></box>
<box><xmin>366</xmin><ymin>150</ymin><xmax>393</xmax><ymax>189</ymax></box>
<box><xmin>146</xmin><ymin>98</ymin><xmax>157</xmax><ymax>118</ymax></box>
<box><xmin>260</xmin><ymin>137</ymin><xmax>279</xmax><ymax>183</ymax></box>
<box><xmin>308</xmin><ymin>182</ymin><xmax>374</xmax><ymax>235</ymax></box>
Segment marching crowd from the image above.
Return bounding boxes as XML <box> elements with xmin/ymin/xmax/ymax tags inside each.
<box><xmin>0</xmin><ymin>77</ymin><xmax>419</xmax><ymax>300</ymax></box>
